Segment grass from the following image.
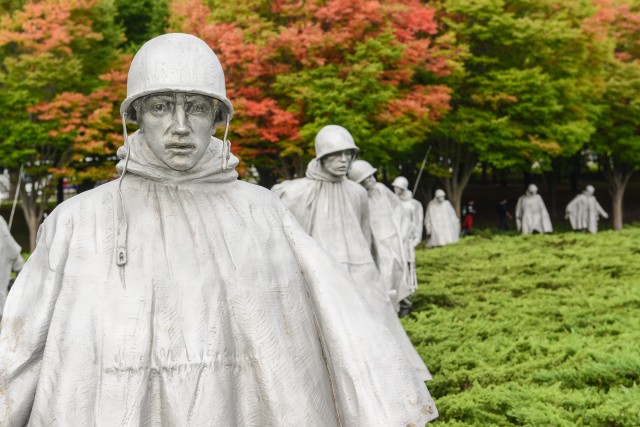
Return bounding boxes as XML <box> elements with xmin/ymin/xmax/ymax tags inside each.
<box><xmin>403</xmin><ymin>229</ymin><xmax>640</xmax><ymax>426</ymax></box>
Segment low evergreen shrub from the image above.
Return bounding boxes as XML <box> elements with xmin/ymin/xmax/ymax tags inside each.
<box><xmin>405</xmin><ymin>229</ymin><xmax>640</xmax><ymax>426</ymax></box>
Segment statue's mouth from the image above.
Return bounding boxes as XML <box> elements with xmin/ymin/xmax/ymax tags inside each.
<box><xmin>165</xmin><ymin>143</ymin><xmax>196</xmax><ymax>153</ymax></box>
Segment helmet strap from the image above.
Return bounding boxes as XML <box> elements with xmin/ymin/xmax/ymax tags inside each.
<box><xmin>116</xmin><ymin>113</ymin><xmax>130</xmax><ymax>286</ymax></box>
<box><xmin>221</xmin><ymin>114</ymin><xmax>232</xmax><ymax>170</ymax></box>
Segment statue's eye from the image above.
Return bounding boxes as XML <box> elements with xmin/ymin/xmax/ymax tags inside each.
<box><xmin>187</xmin><ymin>103</ymin><xmax>210</xmax><ymax>115</ymax></box>
<box><xmin>151</xmin><ymin>103</ymin><xmax>169</xmax><ymax>113</ymax></box>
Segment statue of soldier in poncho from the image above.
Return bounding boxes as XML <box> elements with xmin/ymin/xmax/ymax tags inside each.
<box><xmin>0</xmin><ymin>216</ymin><xmax>24</xmax><ymax>319</ymax></box>
<box><xmin>424</xmin><ymin>189</ymin><xmax>459</xmax><ymax>247</ymax></box>
<box><xmin>566</xmin><ymin>185</ymin><xmax>608</xmax><ymax>234</ymax></box>
<box><xmin>348</xmin><ymin>160</ymin><xmax>411</xmax><ymax>311</ymax></box>
<box><xmin>0</xmin><ymin>34</ymin><xmax>437</xmax><ymax>426</ymax></box>
<box><xmin>392</xmin><ymin>176</ymin><xmax>423</xmax><ymax>316</ymax></box>
<box><xmin>273</xmin><ymin>125</ymin><xmax>431</xmax><ymax>382</ymax></box>
<box><xmin>515</xmin><ymin>184</ymin><xmax>553</xmax><ymax>234</ymax></box>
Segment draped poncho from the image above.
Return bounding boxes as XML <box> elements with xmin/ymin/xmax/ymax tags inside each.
<box><xmin>516</xmin><ymin>193</ymin><xmax>553</xmax><ymax>234</ymax></box>
<box><xmin>566</xmin><ymin>193</ymin><xmax>608</xmax><ymax>234</ymax></box>
<box><xmin>424</xmin><ymin>200</ymin><xmax>459</xmax><ymax>247</ymax></box>
<box><xmin>273</xmin><ymin>162</ymin><xmax>431</xmax><ymax>382</ymax></box>
<box><xmin>0</xmin><ymin>133</ymin><xmax>437</xmax><ymax>426</ymax></box>
<box><xmin>367</xmin><ymin>183</ymin><xmax>411</xmax><ymax>304</ymax></box>
<box><xmin>0</xmin><ymin>216</ymin><xmax>24</xmax><ymax>318</ymax></box>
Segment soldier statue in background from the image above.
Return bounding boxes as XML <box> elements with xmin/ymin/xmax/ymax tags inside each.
<box><xmin>566</xmin><ymin>185</ymin><xmax>608</xmax><ymax>234</ymax></box>
<box><xmin>516</xmin><ymin>184</ymin><xmax>553</xmax><ymax>234</ymax></box>
<box><xmin>424</xmin><ymin>189</ymin><xmax>460</xmax><ymax>247</ymax></box>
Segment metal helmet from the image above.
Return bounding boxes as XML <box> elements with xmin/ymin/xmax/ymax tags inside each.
<box><xmin>392</xmin><ymin>176</ymin><xmax>409</xmax><ymax>191</ymax></box>
<box><xmin>314</xmin><ymin>125</ymin><xmax>359</xmax><ymax>159</ymax></box>
<box><xmin>120</xmin><ymin>33</ymin><xmax>233</xmax><ymax>127</ymax></box>
<box><xmin>348</xmin><ymin>160</ymin><xmax>377</xmax><ymax>184</ymax></box>
<box><xmin>435</xmin><ymin>189</ymin><xmax>446</xmax><ymax>198</ymax></box>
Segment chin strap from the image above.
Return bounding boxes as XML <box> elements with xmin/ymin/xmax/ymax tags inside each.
<box><xmin>221</xmin><ymin>114</ymin><xmax>232</xmax><ymax>170</ymax></box>
<box><xmin>116</xmin><ymin>113</ymin><xmax>131</xmax><ymax>287</ymax></box>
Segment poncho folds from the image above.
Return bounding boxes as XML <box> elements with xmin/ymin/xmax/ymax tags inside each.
<box><xmin>366</xmin><ymin>183</ymin><xmax>412</xmax><ymax>305</ymax></box>
<box><xmin>516</xmin><ymin>193</ymin><xmax>553</xmax><ymax>234</ymax></box>
<box><xmin>0</xmin><ymin>216</ymin><xmax>24</xmax><ymax>318</ymax></box>
<box><xmin>424</xmin><ymin>200</ymin><xmax>460</xmax><ymax>247</ymax></box>
<box><xmin>273</xmin><ymin>161</ymin><xmax>432</xmax><ymax>382</ymax></box>
<box><xmin>0</xmin><ymin>132</ymin><xmax>437</xmax><ymax>426</ymax></box>
<box><xmin>566</xmin><ymin>193</ymin><xmax>608</xmax><ymax>234</ymax></box>
<box><xmin>397</xmin><ymin>190</ymin><xmax>423</xmax><ymax>292</ymax></box>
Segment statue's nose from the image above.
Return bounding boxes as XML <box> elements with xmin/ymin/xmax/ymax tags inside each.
<box><xmin>172</xmin><ymin>105</ymin><xmax>189</xmax><ymax>135</ymax></box>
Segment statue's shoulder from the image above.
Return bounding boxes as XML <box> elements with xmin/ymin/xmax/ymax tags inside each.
<box><xmin>271</xmin><ymin>177</ymin><xmax>312</xmax><ymax>198</ymax></box>
<box><xmin>47</xmin><ymin>180</ymin><xmax>119</xmax><ymax>221</ymax></box>
<box><xmin>344</xmin><ymin>178</ymin><xmax>367</xmax><ymax>196</ymax></box>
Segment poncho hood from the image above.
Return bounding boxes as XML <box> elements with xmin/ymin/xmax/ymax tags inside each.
<box><xmin>398</xmin><ymin>189</ymin><xmax>414</xmax><ymax>202</ymax></box>
<box><xmin>116</xmin><ymin>130</ymin><xmax>239</xmax><ymax>185</ymax></box>
<box><xmin>305</xmin><ymin>158</ymin><xmax>344</xmax><ymax>183</ymax></box>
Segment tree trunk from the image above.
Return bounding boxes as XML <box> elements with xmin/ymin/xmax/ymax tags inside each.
<box><xmin>19</xmin><ymin>175</ymin><xmax>52</xmax><ymax>251</ymax></box>
<box><xmin>57</xmin><ymin>177</ymin><xmax>64</xmax><ymax>205</ymax></box>
<box><xmin>441</xmin><ymin>142</ymin><xmax>477</xmax><ymax>217</ymax></box>
<box><xmin>607</xmin><ymin>169</ymin><xmax>634</xmax><ymax>231</ymax></box>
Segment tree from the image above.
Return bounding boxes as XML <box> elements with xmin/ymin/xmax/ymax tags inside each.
<box><xmin>168</xmin><ymin>0</ymin><xmax>451</xmax><ymax>186</ymax></box>
<box><xmin>586</xmin><ymin>0</ymin><xmax>640</xmax><ymax>230</ymax></box>
<box><xmin>0</xmin><ymin>0</ymin><xmax>123</xmax><ymax>250</ymax></box>
<box><xmin>426</xmin><ymin>0</ymin><xmax>601</xmax><ymax>215</ymax></box>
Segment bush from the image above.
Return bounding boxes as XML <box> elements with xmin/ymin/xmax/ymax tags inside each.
<box><xmin>405</xmin><ymin>229</ymin><xmax>640</xmax><ymax>426</ymax></box>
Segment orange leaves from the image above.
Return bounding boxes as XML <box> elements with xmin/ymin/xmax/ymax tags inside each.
<box><xmin>381</xmin><ymin>85</ymin><xmax>451</xmax><ymax>123</ymax></box>
<box><xmin>0</xmin><ymin>0</ymin><xmax>102</xmax><ymax>55</ymax></box>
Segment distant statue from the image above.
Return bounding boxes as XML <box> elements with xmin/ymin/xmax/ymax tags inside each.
<box><xmin>566</xmin><ymin>185</ymin><xmax>608</xmax><ymax>234</ymax></box>
<box><xmin>515</xmin><ymin>184</ymin><xmax>553</xmax><ymax>234</ymax></box>
<box><xmin>392</xmin><ymin>176</ymin><xmax>423</xmax><ymax>316</ymax></box>
<box><xmin>424</xmin><ymin>189</ymin><xmax>460</xmax><ymax>247</ymax></box>
<box><xmin>0</xmin><ymin>34</ymin><xmax>437</xmax><ymax>425</ymax></box>
<box><xmin>348</xmin><ymin>160</ymin><xmax>411</xmax><ymax>310</ymax></box>
<box><xmin>0</xmin><ymin>170</ymin><xmax>9</xmax><ymax>200</ymax></box>
<box><xmin>0</xmin><ymin>216</ymin><xmax>24</xmax><ymax>319</ymax></box>
<box><xmin>274</xmin><ymin>125</ymin><xmax>432</xmax><ymax>383</ymax></box>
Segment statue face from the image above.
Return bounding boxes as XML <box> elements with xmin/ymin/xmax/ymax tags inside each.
<box><xmin>361</xmin><ymin>175</ymin><xmax>376</xmax><ymax>191</ymax></box>
<box><xmin>393</xmin><ymin>186</ymin><xmax>403</xmax><ymax>196</ymax></box>
<box><xmin>139</xmin><ymin>92</ymin><xmax>216</xmax><ymax>171</ymax></box>
<box><xmin>436</xmin><ymin>195</ymin><xmax>445</xmax><ymax>203</ymax></box>
<box><xmin>321</xmin><ymin>150</ymin><xmax>354</xmax><ymax>178</ymax></box>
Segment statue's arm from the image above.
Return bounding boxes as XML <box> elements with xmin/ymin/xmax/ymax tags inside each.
<box><xmin>0</xmin><ymin>222</ymin><xmax>64</xmax><ymax>425</ymax></box>
<box><xmin>358</xmin><ymin>191</ymin><xmax>373</xmax><ymax>247</ymax></box>
<box><xmin>596</xmin><ymin>200</ymin><xmax>608</xmax><ymax>218</ymax></box>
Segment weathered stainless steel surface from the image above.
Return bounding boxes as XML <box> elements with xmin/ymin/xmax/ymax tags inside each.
<box><xmin>424</xmin><ymin>189</ymin><xmax>459</xmax><ymax>247</ymax></box>
<box><xmin>393</xmin><ymin>177</ymin><xmax>423</xmax><ymax>294</ymax></box>
<box><xmin>273</xmin><ymin>127</ymin><xmax>433</xmax><ymax>384</ymax></box>
<box><xmin>516</xmin><ymin>184</ymin><xmax>553</xmax><ymax>234</ymax></box>
<box><xmin>0</xmin><ymin>216</ymin><xmax>23</xmax><ymax>319</ymax></box>
<box><xmin>349</xmin><ymin>161</ymin><xmax>412</xmax><ymax>305</ymax></box>
<box><xmin>0</xmin><ymin>35</ymin><xmax>437</xmax><ymax>426</ymax></box>
<box><xmin>566</xmin><ymin>185</ymin><xmax>608</xmax><ymax>234</ymax></box>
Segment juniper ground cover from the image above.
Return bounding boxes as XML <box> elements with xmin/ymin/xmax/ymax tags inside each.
<box><xmin>404</xmin><ymin>229</ymin><xmax>640</xmax><ymax>426</ymax></box>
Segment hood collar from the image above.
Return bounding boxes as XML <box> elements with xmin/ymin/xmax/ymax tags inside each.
<box><xmin>305</xmin><ymin>158</ymin><xmax>345</xmax><ymax>183</ymax></box>
<box><xmin>116</xmin><ymin>130</ymin><xmax>239</xmax><ymax>185</ymax></box>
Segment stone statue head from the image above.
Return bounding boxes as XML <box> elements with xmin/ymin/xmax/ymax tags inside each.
<box><xmin>435</xmin><ymin>189</ymin><xmax>446</xmax><ymax>202</ymax></box>
<box><xmin>585</xmin><ymin>185</ymin><xmax>595</xmax><ymax>195</ymax></box>
<box><xmin>120</xmin><ymin>33</ymin><xmax>234</xmax><ymax>171</ymax></box>
<box><xmin>392</xmin><ymin>176</ymin><xmax>409</xmax><ymax>196</ymax></box>
<box><xmin>315</xmin><ymin>125</ymin><xmax>359</xmax><ymax>179</ymax></box>
<box><xmin>527</xmin><ymin>184</ymin><xmax>538</xmax><ymax>195</ymax></box>
<box><xmin>348</xmin><ymin>160</ymin><xmax>377</xmax><ymax>191</ymax></box>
